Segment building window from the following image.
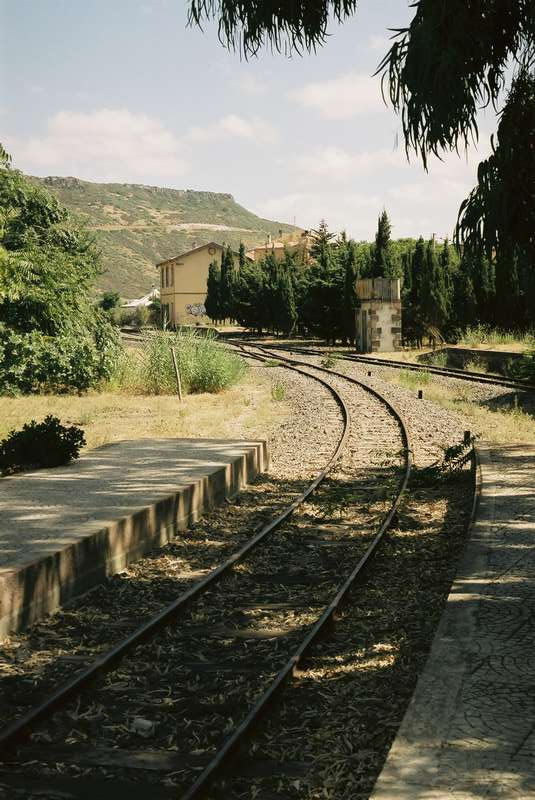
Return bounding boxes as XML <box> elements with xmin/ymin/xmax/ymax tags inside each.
<box><xmin>170</xmin><ymin>265</ymin><xmax>174</xmax><ymax>286</ymax></box>
<box><xmin>161</xmin><ymin>267</ymin><xmax>165</xmax><ymax>288</ymax></box>
<box><xmin>165</xmin><ymin>266</ymin><xmax>169</xmax><ymax>287</ymax></box>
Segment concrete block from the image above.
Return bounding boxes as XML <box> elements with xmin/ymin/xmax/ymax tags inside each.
<box><xmin>0</xmin><ymin>438</ymin><xmax>268</xmax><ymax>637</ymax></box>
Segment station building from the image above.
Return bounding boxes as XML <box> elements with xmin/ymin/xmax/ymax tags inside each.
<box><xmin>157</xmin><ymin>242</ymin><xmax>232</xmax><ymax>326</ymax></box>
<box><xmin>355</xmin><ymin>277</ymin><xmax>402</xmax><ymax>353</ymax></box>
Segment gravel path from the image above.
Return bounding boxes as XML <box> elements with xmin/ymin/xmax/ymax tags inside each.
<box><xmin>0</xmin><ymin>349</ymin><xmax>476</xmax><ymax>800</ymax></box>
<box><xmin>257</xmin><ymin>346</ymin><xmax>475</xmax><ymax>467</ymax></box>
<box><xmin>0</xmin><ymin>354</ymin><xmax>409</xmax><ymax>798</ymax></box>
<box><xmin>0</xmin><ymin>365</ymin><xmax>342</xmax><ymax>728</ymax></box>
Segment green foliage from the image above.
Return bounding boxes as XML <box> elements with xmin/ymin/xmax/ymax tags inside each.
<box><xmin>398</xmin><ymin>368</ymin><xmax>430</xmax><ymax>388</ymax></box>
<box><xmin>372</xmin><ymin>210</ymin><xmax>395</xmax><ymax>278</ymax></box>
<box><xmin>0</xmin><ymin>415</ymin><xmax>86</xmax><ymax>475</ymax></box>
<box><xmin>0</xmin><ymin>320</ymin><xmax>120</xmax><ymax>394</ymax></box>
<box><xmin>205</xmin><ymin>259</ymin><xmax>222</xmax><ymax>322</ymax></box>
<box><xmin>99</xmin><ymin>291</ymin><xmax>120</xmax><ymax>311</ymax></box>
<box><xmin>270</xmin><ymin>382</ymin><xmax>286</xmax><ymax>401</ymax></box>
<box><xmin>320</xmin><ymin>351</ymin><xmax>339</xmax><ymax>369</ymax></box>
<box><xmin>456</xmin><ymin>68</ymin><xmax>535</xmax><ymax>268</ymax></box>
<box><xmin>428</xmin><ymin>351</ymin><xmax>448</xmax><ymax>367</ymax></box>
<box><xmin>0</xmin><ymin>156</ymin><xmax>122</xmax><ymax>394</ymax></box>
<box><xmin>510</xmin><ymin>350</ymin><xmax>535</xmax><ymax>382</ymax></box>
<box><xmin>220</xmin><ymin>245</ymin><xmax>236</xmax><ymax>320</ymax></box>
<box><xmin>114</xmin><ymin>329</ymin><xmax>247</xmax><ymax>395</ymax></box>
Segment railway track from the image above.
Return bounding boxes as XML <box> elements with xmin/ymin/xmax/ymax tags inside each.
<box><xmin>245</xmin><ymin>339</ymin><xmax>535</xmax><ymax>393</ymax></box>
<box><xmin>0</xmin><ymin>348</ymin><xmax>411</xmax><ymax>800</ymax></box>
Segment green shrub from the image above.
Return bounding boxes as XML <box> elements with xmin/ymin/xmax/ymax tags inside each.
<box><xmin>464</xmin><ymin>357</ymin><xmax>488</xmax><ymax>374</ymax></box>
<box><xmin>398</xmin><ymin>368</ymin><xmax>430</xmax><ymax>388</ymax></box>
<box><xmin>428</xmin><ymin>351</ymin><xmax>448</xmax><ymax>367</ymax></box>
<box><xmin>111</xmin><ymin>329</ymin><xmax>247</xmax><ymax>395</ymax></box>
<box><xmin>510</xmin><ymin>351</ymin><xmax>535</xmax><ymax>383</ymax></box>
<box><xmin>459</xmin><ymin>325</ymin><xmax>535</xmax><ymax>348</ymax></box>
<box><xmin>0</xmin><ymin>415</ymin><xmax>86</xmax><ymax>475</ymax></box>
<box><xmin>271</xmin><ymin>382</ymin><xmax>286</xmax><ymax>401</ymax></box>
<box><xmin>0</xmin><ymin>321</ymin><xmax>121</xmax><ymax>394</ymax></box>
<box><xmin>320</xmin><ymin>351</ymin><xmax>338</xmax><ymax>369</ymax></box>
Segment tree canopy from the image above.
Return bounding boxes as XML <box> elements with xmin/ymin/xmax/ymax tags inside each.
<box><xmin>0</xmin><ymin>152</ymin><xmax>120</xmax><ymax>393</ymax></box>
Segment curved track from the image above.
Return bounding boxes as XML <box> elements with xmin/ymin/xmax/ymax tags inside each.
<box><xmin>0</xmin><ymin>347</ymin><xmax>412</xmax><ymax>800</ymax></box>
<box><xmin>248</xmin><ymin>340</ymin><xmax>535</xmax><ymax>393</ymax></box>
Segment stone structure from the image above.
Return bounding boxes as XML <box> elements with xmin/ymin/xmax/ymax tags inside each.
<box><xmin>355</xmin><ymin>278</ymin><xmax>402</xmax><ymax>353</ymax></box>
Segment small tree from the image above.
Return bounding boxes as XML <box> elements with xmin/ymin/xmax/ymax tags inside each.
<box><xmin>99</xmin><ymin>291</ymin><xmax>120</xmax><ymax>311</ymax></box>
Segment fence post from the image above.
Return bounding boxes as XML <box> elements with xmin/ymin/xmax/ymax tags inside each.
<box><xmin>170</xmin><ymin>346</ymin><xmax>183</xmax><ymax>401</ymax></box>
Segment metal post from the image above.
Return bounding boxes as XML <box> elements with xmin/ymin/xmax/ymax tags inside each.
<box><xmin>464</xmin><ymin>430</ymin><xmax>471</xmax><ymax>445</ymax></box>
<box><xmin>170</xmin><ymin>346</ymin><xmax>183</xmax><ymax>401</ymax></box>
<box><xmin>418</xmin><ymin>389</ymin><xmax>423</xmax><ymax>399</ymax></box>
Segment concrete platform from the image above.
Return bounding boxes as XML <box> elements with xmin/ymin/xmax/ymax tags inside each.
<box><xmin>371</xmin><ymin>443</ymin><xmax>535</xmax><ymax>800</ymax></box>
<box><xmin>0</xmin><ymin>438</ymin><xmax>268</xmax><ymax>638</ymax></box>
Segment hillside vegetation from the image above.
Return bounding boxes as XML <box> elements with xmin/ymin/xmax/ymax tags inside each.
<box><xmin>31</xmin><ymin>176</ymin><xmax>300</xmax><ymax>297</ymax></box>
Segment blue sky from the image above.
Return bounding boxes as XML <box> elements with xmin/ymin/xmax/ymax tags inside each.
<box><xmin>1</xmin><ymin>0</ymin><xmax>496</xmax><ymax>240</ymax></box>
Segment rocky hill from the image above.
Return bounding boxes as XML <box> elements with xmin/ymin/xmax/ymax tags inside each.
<box><xmin>33</xmin><ymin>176</ymin><xmax>301</xmax><ymax>297</ymax></box>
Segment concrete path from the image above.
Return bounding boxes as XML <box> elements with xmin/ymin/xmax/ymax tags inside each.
<box><xmin>0</xmin><ymin>438</ymin><xmax>267</xmax><ymax>637</ymax></box>
<box><xmin>371</xmin><ymin>443</ymin><xmax>535</xmax><ymax>800</ymax></box>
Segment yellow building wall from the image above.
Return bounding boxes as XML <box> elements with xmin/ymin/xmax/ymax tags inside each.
<box><xmin>159</xmin><ymin>245</ymin><xmax>222</xmax><ymax>325</ymax></box>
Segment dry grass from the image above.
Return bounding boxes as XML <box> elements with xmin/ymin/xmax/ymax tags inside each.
<box><xmin>384</xmin><ymin>373</ymin><xmax>535</xmax><ymax>444</ymax></box>
<box><xmin>0</xmin><ymin>372</ymin><xmax>287</xmax><ymax>452</ymax></box>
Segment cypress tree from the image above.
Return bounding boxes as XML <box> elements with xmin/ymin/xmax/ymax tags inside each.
<box><xmin>205</xmin><ymin>260</ymin><xmax>222</xmax><ymax>322</ymax></box>
<box><xmin>232</xmin><ymin>261</ymin><xmax>265</xmax><ymax>332</ymax></box>
<box><xmin>372</xmin><ymin>209</ymin><xmax>392</xmax><ymax>278</ymax></box>
<box><xmin>469</xmin><ymin>251</ymin><xmax>495</xmax><ymax>324</ymax></box>
<box><xmin>275</xmin><ymin>268</ymin><xmax>297</xmax><ymax>335</ymax></box>
<box><xmin>220</xmin><ymin>245</ymin><xmax>235</xmax><ymax>321</ymax></box>
<box><xmin>452</xmin><ymin>266</ymin><xmax>478</xmax><ymax>330</ymax></box>
<box><xmin>342</xmin><ymin>239</ymin><xmax>359</xmax><ymax>345</ymax></box>
<box><xmin>238</xmin><ymin>241</ymin><xmax>247</xmax><ymax>270</ymax></box>
<box><xmin>310</xmin><ymin>220</ymin><xmax>336</xmax><ymax>271</ymax></box>
<box><xmin>422</xmin><ymin>239</ymin><xmax>448</xmax><ymax>330</ymax></box>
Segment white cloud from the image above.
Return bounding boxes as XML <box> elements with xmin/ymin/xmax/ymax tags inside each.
<box><xmin>256</xmin><ymin>142</ymin><xmax>495</xmax><ymax>242</ymax></box>
<box><xmin>289</xmin><ymin>71</ymin><xmax>385</xmax><ymax>120</ymax></box>
<box><xmin>294</xmin><ymin>145</ymin><xmax>407</xmax><ymax>180</ymax></box>
<box><xmin>234</xmin><ymin>73</ymin><xmax>268</xmax><ymax>96</ymax></box>
<box><xmin>9</xmin><ymin>108</ymin><xmax>187</xmax><ymax>182</ymax></box>
<box><xmin>368</xmin><ymin>34</ymin><xmax>391</xmax><ymax>53</ymax></box>
<box><xmin>255</xmin><ymin>191</ymin><xmax>382</xmax><ymax>238</ymax></box>
<box><xmin>188</xmin><ymin>114</ymin><xmax>278</xmax><ymax>144</ymax></box>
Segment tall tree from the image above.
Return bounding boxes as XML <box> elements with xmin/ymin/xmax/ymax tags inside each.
<box><xmin>456</xmin><ymin>68</ymin><xmax>535</xmax><ymax>269</ymax></box>
<box><xmin>310</xmin><ymin>220</ymin><xmax>336</xmax><ymax>271</ymax></box>
<box><xmin>0</xmin><ymin>152</ymin><xmax>119</xmax><ymax>392</ymax></box>
<box><xmin>205</xmin><ymin>259</ymin><xmax>222</xmax><ymax>322</ymax></box>
<box><xmin>421</xmin><ymin>239</ymin><xmax>449</xmax><ymax>330</ymax></box>
<box><xmin>238</xmin><ymin>241</ymin><xmax>247</xmax><ymax>270</ymax></box>
<box><xmin>372</xmin><ymin>209</ymin><xmax>393</xmax><ymax>278</ymax></box>
<box><xmin>219</xmin><ymin>245</ymin><xmax>235</xmax><ymax>320</ymax></box>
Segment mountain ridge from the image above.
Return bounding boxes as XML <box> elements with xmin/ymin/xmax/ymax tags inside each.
<box><xmin>32</xmin><ymin>175</ymin><xmax>301</xmax><ymax>296</ymax></box>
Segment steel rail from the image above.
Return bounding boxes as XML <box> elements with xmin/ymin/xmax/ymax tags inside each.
<box><xmin>0</xmin><ymin>355</ymin><xmax>350</xmax><ymax>753</ymax></box>
<box><xmin>181</xmin><ymin>343</ymin><xmax>413</xmax><ymax>799</ymax></box>
<box><xmin>248</xmin><ymin>340</ymin><xmax>535</xmax><ymax>393</ymax></box>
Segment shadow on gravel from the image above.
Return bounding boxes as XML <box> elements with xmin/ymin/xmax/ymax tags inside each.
<box><xmin>477</xmin><ymin>388</ymin><xmax>535</xmax><ymax>419</ymax></box>
<box><xmin>0</xmin><ymin>466</ymin><xmax>402</xmax><ymax>717</ymax></box>
<box><xmin>220</xmin><ymin>472</ymin><xmax>476</xmax><ymax>800</ymax></box>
